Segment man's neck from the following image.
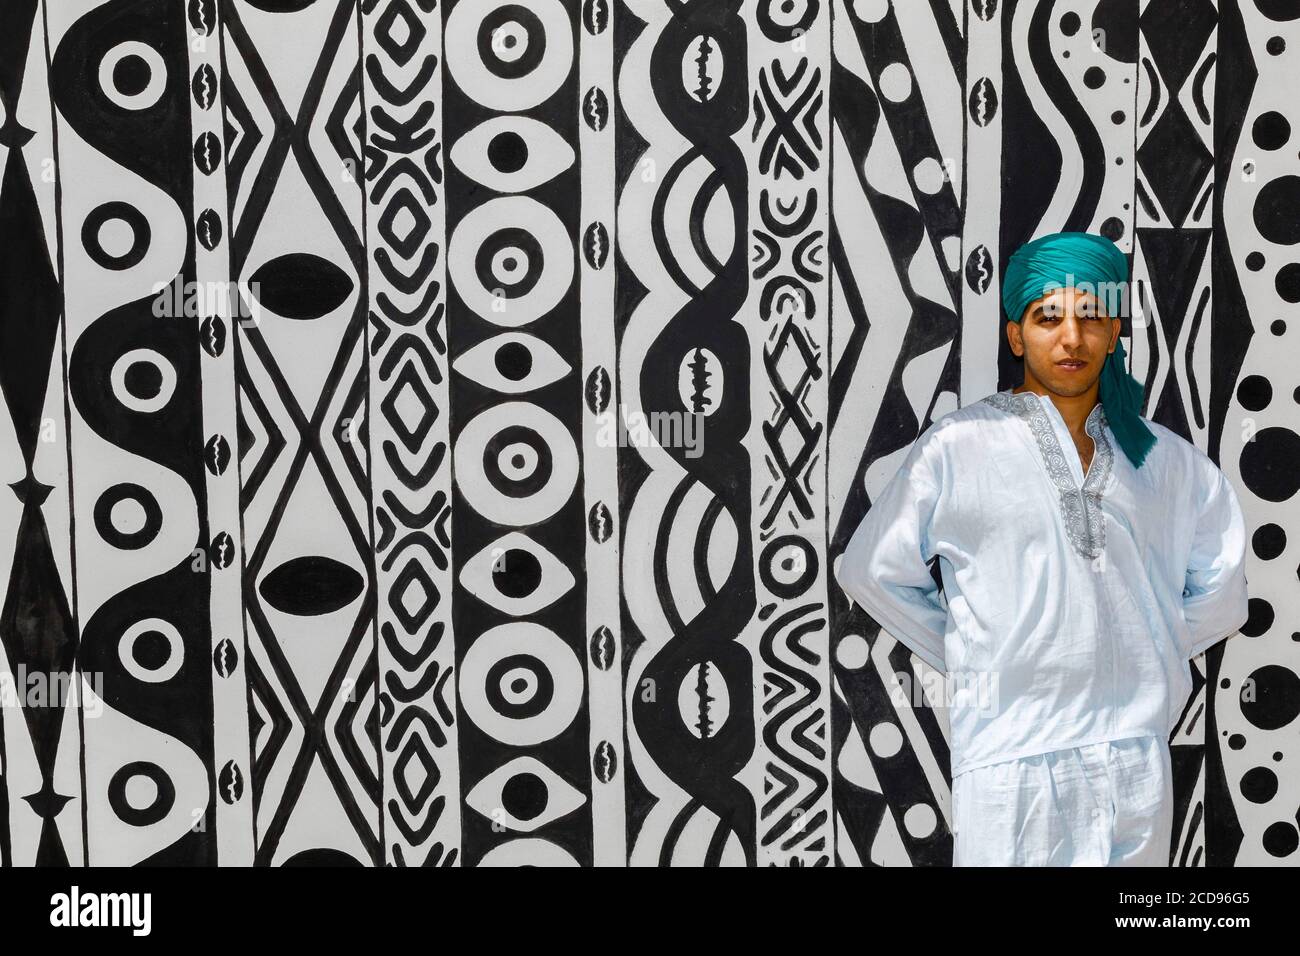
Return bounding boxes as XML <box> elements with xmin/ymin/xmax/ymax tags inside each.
<box><xmin>1011</xmin><ymin>380</ymin><xmax>1100</xmax><ymax>435</ymax></box>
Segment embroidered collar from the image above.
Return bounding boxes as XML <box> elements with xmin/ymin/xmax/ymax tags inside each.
<box><xmin>980</xmin><ymin>389</ymin><xmax>1114</xmax><ymax>559</ymax></box>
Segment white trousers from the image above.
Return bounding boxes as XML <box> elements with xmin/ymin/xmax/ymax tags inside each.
<box><xmin>951</xmin><ymin>734</ymin><xmax>1174</xmax><ymax>866</ymax></box>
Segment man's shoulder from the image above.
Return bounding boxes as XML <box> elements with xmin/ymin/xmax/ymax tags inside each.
<box><xmin>914</xmin><ymin>392</ymin><xmax>1011</xmax><ymax>451</ymax></box>
<box><xmin>1135</xmin><ymin>417</ymin><xmax>1227</xmax><ymax>484</ymax></box>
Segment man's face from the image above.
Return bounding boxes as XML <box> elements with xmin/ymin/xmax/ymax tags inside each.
<box><xmin>1006</xmin><ymin>287</ymin><xmax>1121</xmax><ymax>397</ymax></box>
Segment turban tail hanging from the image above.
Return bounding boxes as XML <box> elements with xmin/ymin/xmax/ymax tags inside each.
<box><xmin>1000</xmin><ymin>231</ymin><xmax>1157</xmax><ymax>470</ymax></box>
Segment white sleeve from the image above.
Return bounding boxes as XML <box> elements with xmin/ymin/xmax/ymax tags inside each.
<box><xmin>1180</xmin><ymin>465</ymin><xmax>1250</xmax><ymax>660</ymax></box>
<box><xmin>833</xmin><ymin>436</ymin><xmax>949</xmax><ymax>673</ymax></box>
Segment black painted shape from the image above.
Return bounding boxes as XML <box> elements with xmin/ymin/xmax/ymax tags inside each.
<box><xmin>1140</xmin><ymin>227</ymin><xmax>1211</xmax><ymax>439</ymax></box>
<box><xmin>248</xmin><ymin>253</ymin><xmax>355</xmax><ymax>320</ymax></box>
<box><xmin>1207</xmin><ymin>0</ymin><xmax>1257</xmax><ymax>468</ymax></box>
<box><xmin>0</xmin><ymin>150</ymin><xmax>62</xmax><ymax>466</ymax></box>
<box><xmin>1138</xmin><ymin>0</ymin><xmax>1217</xmax><ymax>92</ymax></box>
<box><xmin>50</xmin><ymin>0</ymin><xmax>191</xmax><ymax>191</ymax></box>
<box><xmin>1137</xmin><ymin>98</ymin><xmax>1214</xmax><ymax>228</ymax></box>
<box><xmin>69</xmin><ymin>296</ymin><xmax>200</xmax><ymax>481</ymax></box>
<box><xmin>0</xmin><ymin>0</ymin><xmax>39</xmax><ymax>114</ymax></box>
<box><xmin>1254</xmin><ymin>175</ymin><xmax>1300</xmax><ymax>245</ymax></box>
<box><xmin>259</xmin><ymin>556</ymin><xmax>365</xmax><ymax>616</ymax></box>
<box><xmin>1092</xmin><ymin>0</ymin><xmax>1139</xmax><ymax>63</ymax></box>
<box><xmin>282</xmin><ymin>847</ymin><xmax>364</xmax><ymax>866</ymax></box>
<box><xmin>0</xmin><ymin>490</ymin><xmax>79</xmax><ymax>865</ymax></box>
<box><xmin>625</xmin><ymin>0</ymin><xmax>757</xmax><ymax>868</ymax></box>
<box><xmin>107</xmin><ymin>761</ymin><xmax>175</xmax><ymax>827</ymax></box>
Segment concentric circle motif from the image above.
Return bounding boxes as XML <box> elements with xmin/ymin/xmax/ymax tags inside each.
<box><xmin>444</xmin><ymin>0</ymin><xmax>573</xmax><ymax>111</ymax></box>
<box><xmin>493</xmin><ymin>433</ymin><xmax>545</xmax><ymax>487</ymax></box>
<box><xmin>98</xmin><ymin>41</ymin><xmax>167</xmax><ymax>111</ymax></box>
<box><xmin>118</xmin><ymin>618</ymin><xmax>184</xmax><ymax>684</ymax></box>
<box><xmin>760</xmin><ymin>535</ymin><xmax>818</xmax><ymax>599</ymax></box>
<box><xmin>448</xmin><ymin>195</ymin><xmax>573</xmax><ymax>327</ymax></box>
<box><xmin>82</xmin><ymin>202</ymin><xmax>151</xmax><ymax>271</ymax></box>
<box><xmin>454</xmin><ymin>402</ymin><xmax>578</xmax><ymax>525</ymax></box>
<box><xmin>108</xmin><ymin>761</ymin><xmax>176</xmax><ymax>827</ymax></box>
<box><xmin>459</xmin><ymin>622</ymin><xmax>583</xmax><ymax>746</ymax></box>
<box><xmin>94</xmin><ymin>483</ymin><xmax>163</xmax><ymax>551</ymax></box>
<box><xmin>110</xmin><ymin>348</ymin><xmax>177</xmax><ymax>413</ymax></box>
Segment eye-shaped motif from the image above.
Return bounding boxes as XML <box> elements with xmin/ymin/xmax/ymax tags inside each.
<box><xmin>199</xmin><ymin>315</ymin><xmax>226</xmax><ymax>357</ymax></box>
<box><xmin>213</xmin><ymin>638</ymin><xmax>238</xmax><ymax>678</ymax></box>
<box><xmin>677</xmin><ymin>659</ymin><xmax>731</xmax><ymax>739</ymax></box>
<box><xmin>969</xmin><ymin>76</ymin><xmax>998</xmax><ymax>127</ymax></box>
<box><xmin>678</xmin><ymin>347</ymin><xmax>723</xmax><ymax>416</ymax></box>
<box><xmin>581</xmin><ymin>87</ymin><xmax>609</xmax><ymax>133</ymax></box>
<box><xmin>964</xmin><ymin>245</ymin><xmax>993</xmax><ymax>295</ymax></box>
<box><xmin>682</xmin><ymin>34</ymin><xmax>723</xmax><ymax>103</ymax></box>
<box><xmin>585</xmin><ymin>366</ymin><xmax>611</xmax><ymax>414</ymax></box>
<box><xmin>450</xmin><ymin>116</ymin><xmax>576</xmax><ymax>193</ymax></box>
<box><xmin>192</xmin><ymin>64</ymin><xmax>217</xmax><ymax>109</ymax></box>
<box><xmin>247</xmin><ymin>253</ymin><xmax>354</xmax><ymax>320</ymax></box>
<box><xmin>218</xmin><ymin>761</ymin><xmax>243</xmax><ymax>805</ymax></box>
<box><xmin>459</xmin><ymin>531</ymin><xmax>576</xmax><ymax>617</ymax></box>
<box><xmin>465</xmin><ymin>755</ymin><xmax>585</xmax><ymax>832</ymax></box>
<box><xmin>589</xmin><ymin>625</ymin><xmax>615</xmax><ymax>670</ymax></box>
<box><xmin>194</xmin><ymin>132</ymin><xmax>221</xmax><ymax>175</ymax></box>
<box><xmin>188</xmin><ymin>0</ymin><xmax>216</xmax><ymax>36</ymax></box>
<box><xmin>260</xmin><ymin>555</ymin><xmax>365</xmax><ymax>616</ymax></box>
<box><xmin>454</xmin><ymin>332</ymin><xmax>572</xmax><ymax>394</ymax></box>
<box><xmin>582</xmin><ymin>0</ymin><xmax>609</xmax><ymax>36</ymax></box>
<box><xmin>196</xmin><ymin>208</ymin><xmax>222</xmax><ymax>251</ymax></box>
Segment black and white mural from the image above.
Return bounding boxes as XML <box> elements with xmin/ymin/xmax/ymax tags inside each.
<box><xmin>0</xmin><ymin>0</ymin><xmax>1294</xmax><ymax>866</ymax></box>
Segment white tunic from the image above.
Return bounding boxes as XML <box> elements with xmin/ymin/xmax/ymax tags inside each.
<box><xmin>834</xmin><ymin>387</ymin><xmax>1251</xmax><ymax>778</ymax></box>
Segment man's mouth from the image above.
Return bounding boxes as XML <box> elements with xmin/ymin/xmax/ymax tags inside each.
<box><xmin>1057</xmin><ymin>359</ymin><xmax>1087</xmax><ymax>371</ymax></box>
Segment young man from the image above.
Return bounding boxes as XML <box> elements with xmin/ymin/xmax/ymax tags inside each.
<box><xmin>834</xmin><ymin>231</ymin><xmax>1250</xmax><ymax>866</ymax></box>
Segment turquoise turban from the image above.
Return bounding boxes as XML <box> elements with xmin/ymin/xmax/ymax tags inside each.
<box><xmin>1002</xmin><ymin>231</ymin><xmax>1156</xmax><ymax>470</ymax></box>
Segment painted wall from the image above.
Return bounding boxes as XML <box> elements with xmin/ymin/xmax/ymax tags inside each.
<box><xmin>0</xmin><ymin>0</ymin><xmax>1294</xmax><ymax>866</ymax></box>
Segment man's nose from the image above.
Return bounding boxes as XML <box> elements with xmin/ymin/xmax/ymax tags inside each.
<box><xmin>1059</xmin><ymin>317</ymin><xmax>1085</xmax><ymax>347</ymax></box>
